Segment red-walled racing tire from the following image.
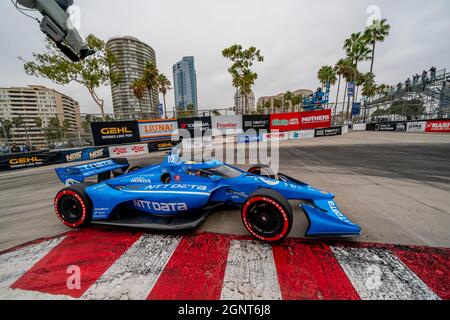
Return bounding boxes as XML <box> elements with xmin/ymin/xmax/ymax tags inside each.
<box><xmin>54</xmin><ymin>182</ymin><xmax>94</xmax><ymax>228</ymax></box>
<box><xmin>241</xmin><ymin>189</ymin><xmax>293</xmax><ymax>243</ymax></box>
<box><xmin>247</xmin><ymin>164</ymin><xmax>276</xmax><ymax>179</ymax></box>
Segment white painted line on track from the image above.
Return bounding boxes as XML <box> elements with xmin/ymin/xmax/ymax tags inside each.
<box><xmin>0</xmin><ymin>237</ymin><xmax>65</xmax><ymax>289</ymax></box>
<box><xmin>331</xmin><ymin>247</ymin><xmax>441</xmax><ymax>300</ymax></box>
<box><xmin>82</xmin><ymin>234</ymin><xmax>181</xmax><ymax>300</ymax></box>
<box><xmin>0</xmin><ymin>288</ymin><xmax>73</xmax><ymax>300</ymax></box>
<box><xmin>221</xmin><ymin>240</ymin><xmax>282</xmax><ymax>300</ymax></box>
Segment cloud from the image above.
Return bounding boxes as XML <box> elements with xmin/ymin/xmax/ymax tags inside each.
<box><xmin>0</xmin><ymin>0</ymin><xmax>449</xmax><ymax>114</ymax></box>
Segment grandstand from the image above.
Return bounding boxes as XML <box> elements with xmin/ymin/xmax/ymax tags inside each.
<box><xmin>363</xmin><ymin>68</ymin><xmax>450</xmax><ymax>122</ymax></box>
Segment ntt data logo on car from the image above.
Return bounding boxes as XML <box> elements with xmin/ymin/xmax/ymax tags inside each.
<box><xmin>133</xmin><ymin>200</ymin><xmax>188</xmax><ymax>212</ymax></box>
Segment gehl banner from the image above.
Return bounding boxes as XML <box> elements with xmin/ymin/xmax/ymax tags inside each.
<box><xmin>91</xmin><ymin>121</ymin><xmax>141</xmax><ymax>146</ymax></box>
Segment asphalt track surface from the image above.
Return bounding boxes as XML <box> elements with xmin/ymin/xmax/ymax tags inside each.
<box><xmin>0</xmin><ymin>131</ymin><xmax>449</xmax><ymax>300</ymax></box>
<box><xmin>0</xmin><ymin>132</ymin><xmax>450</xmax><ymax>251</ymax></box>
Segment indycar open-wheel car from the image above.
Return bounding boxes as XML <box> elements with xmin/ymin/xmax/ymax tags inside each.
<box><xmin>54</xmin><ymin>148</ymin><xmax>361</xmax><ymax>243</ymax></box>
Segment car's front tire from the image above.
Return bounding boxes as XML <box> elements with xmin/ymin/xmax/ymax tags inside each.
<box><xmin>54</xmin><ymin>182</ymin><xmax>94</xmax><ymax>228</ymax></box>
<box><xmin>241</xmin><ymin>189</ymin><xmax>293</xmax><ymax>243</ymax></box>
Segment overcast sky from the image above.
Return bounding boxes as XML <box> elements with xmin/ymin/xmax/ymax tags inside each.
<box><xmin>1</xmin><ymin>0</ymin><xmax>449</xmax><ymax>114</ymax></box>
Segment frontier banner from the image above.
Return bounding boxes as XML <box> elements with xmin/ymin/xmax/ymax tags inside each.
<box><xmin>138</xmin><ymin>119</ymin><xmax>179</xmax><ymax>141</ymax></box>
<box><xmin>211</xmin><ymin>116</ymin><xmax>243</xmax><ymax>135</ymax></box>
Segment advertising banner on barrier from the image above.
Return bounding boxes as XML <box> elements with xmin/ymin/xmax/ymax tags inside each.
<box><xmin>177</xmin><ymin>117</ymin><xmax>212</xmax><ymax>136</ymax></box>
<box><xmin>138</xmin><ymin>119</ymin><xmax>179</xmax><ymax>141</ymax></box>
<box><xmin>425</xmin><ymin>120</ymin><xmax>450</xmax><ymax>132</ymax></box>
<box><xmin>353</xmin><ymin>123</ymin><xmax>367</xmax><ymax>131</ymax></box>
<box><xmin>211</xmin><ymin>115</ymin><xmax>243</xmax><ymax>135</ymax></box>
<box><xmin>376</xmin><ymin>122</ymin><xmax>396</xmax><ymax>131</ymax></box>
<box><xmin>147</xmin><ymin>140</ymin><xmax>179</xmax><ymax>152</ymax></box>
<box><xmin>243</xmin><ymin>115</ymin><xmax>270</xmax><ymax>132</ymax></box>
<box><xmin>63</xmin><ymin>147</ymin><xmax>109</xmax><ymax>163</ymax></box>
<box><xmin>270</xmin><ymin>112</ymin><xmax>301</xmax><ymax>132</ymax></box>
<box><xmin>395</xmin><ymin>122</ymin><xmax>407</xmax><ymax>132</ymax></box>
<box><xmin>299</xmin><ymin>109</ymin><xmax>332</xmax><ymax>130</ymax></box>
<box><xmin>91</xmin><ymin>121</ymin><xmax>141</xmax><ymax>146</ymax></box>
<box><xmin>108</xmin><ymin>144</ymin><xmax>149</xmax><ymax>158</ymax></box>
<box><xmin>315</xmin><ymin>127</ymin><xmax>343</xmax><ymax>137</ymax></box>
<box><xmin>263</xmin><ymin>132</ymin><xmax>289</xmax><ymax>142</ymax></box>
<box><xmin>237</xmin><ymin>134</ymin><xmax>263</xmax><ymax>144</ymax></box>
<box><xmin>0</xmin><ymin>151</ymin><xmax>65</xmax><ymax>171</ymax></box>
<box><xmin>289</xmin><ymin>130</ymin><xmax>315</xmax><ymax>140</ymax></box>
<box><xmin>407</xmin><ymin>121</ymin><xmax>426</xmax><ymax>133</ymax></box>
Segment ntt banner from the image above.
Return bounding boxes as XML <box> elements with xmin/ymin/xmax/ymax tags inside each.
<box><xmin>299</xmin><ymin>109</ymin><xmax>332</xmax><ymax>130</ymax></box>
<box><xmin>211</xmin><ymin>115</ymin><xmax>243</xmax><ymax>135</ymax></box>
<box><xmin>138</xmin><ymin>119</ymin><xmax>179</xmax><ymax>141</ymax></box>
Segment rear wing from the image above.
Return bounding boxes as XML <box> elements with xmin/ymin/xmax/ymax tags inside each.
<box><xmin>55</xmin><ymin>158</ymin><xmax>129</xmax><ymax>185</ymax></box>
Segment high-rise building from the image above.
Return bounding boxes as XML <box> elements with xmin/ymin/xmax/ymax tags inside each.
<box><xmin>234</xmin><ymin>90</ymin><xmax>256</xmax><ymax>115</ymax></box>
<box><xmin>106</xmin><ymin>36</ymin><xmax>158</xmax><ymax>118</ymax></box>
<box><xmin>173</xmin><ymin>56</ymin><xmax>198</xmax><ymax>112</ymax></box>
<box><xmin>0</xmin><ymin>85</ymin><xmax>81</xmax><ymax>147</ymax></box>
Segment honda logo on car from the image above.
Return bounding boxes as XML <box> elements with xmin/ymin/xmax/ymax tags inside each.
<box><xmin>133</xmin><ymin>200</ymin><xmax>188</xmax><ymax>212</ymax></box>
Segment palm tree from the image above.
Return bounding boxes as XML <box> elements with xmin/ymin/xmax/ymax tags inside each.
<box><xmin>157</xmin><ymin>73</ymin><xmax>172</xmax><ymax>118</ymax></box>
<box><xmin>284</xmin><ymin>91</ymin><xmax>294</xmax><ymax>108</ymax></box>
<box><xmin>130</xmin><ymin>79</ymin><xmax>146</xmax><ymax>114</ymax></box>
<box><xmin>344</xmin><ymin>32</ymin><xmax>372</xmax><ymax>71</ymax></box>
<box><xmin>364</xmin><ymin>18</ymin><xmax>391</xmax><ymax>74</ymax></box>
<box><xmin>317</xmin><ymin>65</ymin><xmax>337</xmax><ymax>88</ymax></box>
<box><xmin>142</xmin><ymin>62</ymin><xmax>159</xmax><ymax>116</ymax></box>
<box><xmin>334</xmin><ymin>59</ymin><xmax>351</xmax><ymax>116</ymax></box>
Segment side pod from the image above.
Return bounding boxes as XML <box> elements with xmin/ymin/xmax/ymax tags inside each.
<box><xmin>301</xmin><ymin>199</ymin><xmax>361</xmax><ymax>236</ymax></box>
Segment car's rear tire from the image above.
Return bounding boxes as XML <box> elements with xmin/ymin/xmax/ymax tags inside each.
<box><xmin>54</xmin><ymin>182</ymin><xmax>94</xmax><ymax>228</ymax></box>
<box><xmin>241</xmin><ymin>189</ymin><xmax>293</xmax><ymax>243</ymax></box>
<box><xmin>247</xmin><ymin>164</ymin><xmax>275</xmax><ymax>179</ymax></box>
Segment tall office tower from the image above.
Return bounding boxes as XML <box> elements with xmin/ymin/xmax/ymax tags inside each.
<box><xmin>173</xmin><ymin>56</ymin><xmax>198</xmax><ymax>113</ymax></box>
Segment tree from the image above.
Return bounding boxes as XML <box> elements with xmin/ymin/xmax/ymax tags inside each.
<box><xmin>223</xmin><ymin>45</ymin><xmax>264</xmax><ymax>113</ymax></box>
<box><xmin>142</xmin><ymin>62</ymin><xmax>159</xmax><ymax>116</ymax></box>
<box><xmin>364</xmin><ymin>18</ymin><xmax>391</xmax><ymax>74</ymax></box>
<box><xmin>12</xmin><ymin>116</ymin><xmax>31</xmax><ymax>145</ymax></box>
<box><xmin>22</xmin><ymin>35</ymin><xmax>122</xmax><ymax>119</ymax></box>
<box><xmin>130</xmin><ymin>79</ymin><xmax>146</xmax><ymax>114</ymax></box>
<box><xmin>338</xmin><ymin>60</ymin><xmax>357</xmax><ymax>120</ymax></box>
<box><xmin>284</xmin><ymin>91</ymin><xmax>294</xmax><ymax>108</ymax></box>
<box><xmin>273</xmin><ymin>98</ymin><xmax>282</xmax><ymax>109</ymax></box>
<box><xmin>0</xmin><ymin>119</ymin><xmax>12</xmax><ymax>145</ymax></box>
<box><xmin>343</xmin><ymin>32</ymin><xmax>371</xmax><ymax>71</ymax></box>
<box><xmin>264</xmin><ymin>100</ymin><xmax>271</xmax><ymax>109</ymax></box>
<box><xmin>291</xmin><ymin>95</ymin><xmax>302</xmax><ymax>109</ymax></box>
<box><xmin>334</xmin><ymin>59</ymin><xmax>350</xmax><ymax>115</ymax></box>
<box><xmin>317</xmin><ymin>65</ymin><xmax>337</xmax><ymax>88</ymax></box>
<box><xmin>157</xmin><ymin>73</ymin><xmax>172</xmax><ymax>118</ymax></box>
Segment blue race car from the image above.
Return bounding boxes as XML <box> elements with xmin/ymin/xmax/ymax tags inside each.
<box><xmin>54</xmin><ymin>147</ymin><xmax>361</xmax><ymax>243</ymax></box>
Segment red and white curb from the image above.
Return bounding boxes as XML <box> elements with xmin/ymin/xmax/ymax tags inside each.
<box><xmin>0</xmin><ymin>228</ymin><xmax>448</xmax><ymax>300</ymax></box>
